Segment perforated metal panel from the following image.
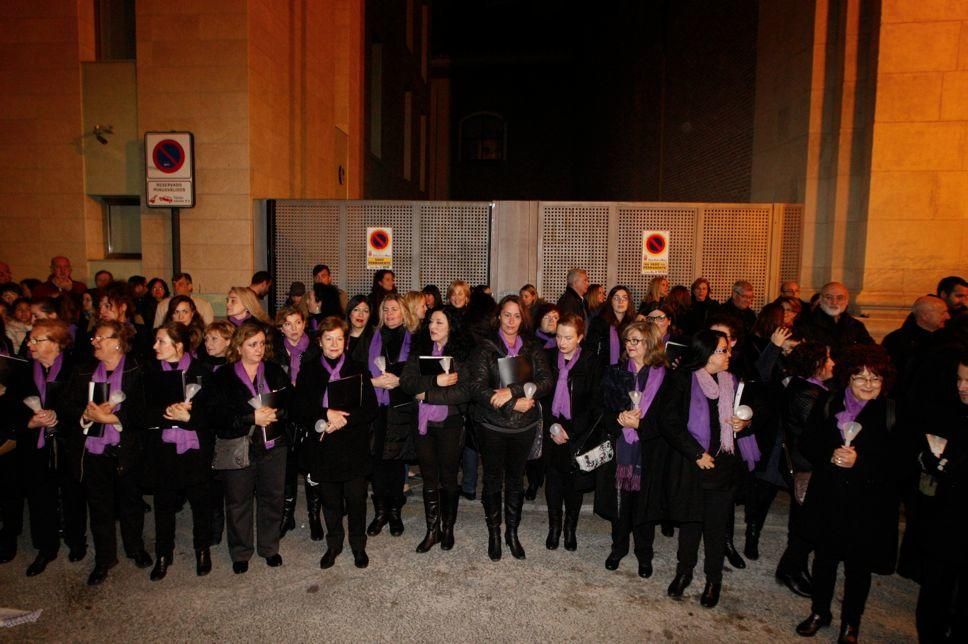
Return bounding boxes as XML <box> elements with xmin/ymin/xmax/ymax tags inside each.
<box><xmin>616</xmin><ymin>204</ymin><xmax>699</xmax><ymax>303</ymax></box>
<box><xmin>418</xmin><ymin>203</ymin><xmax>490</xmax><ymax>290</ymax></box>
<box><xmin>698</xmin><ymin>205</ymin><xmax>773</xmax><ymax>309</ymax></box>
<box><xmin>778</xmin><ymin>203</ymin><xmax>803</xmax><ymax>283</ymax></box>
<box><xmin>344</xmin><ymin>203</ymin><xmax>415</xmax><ymax>298</ymax></box>
<box><xmin>273</xmin><ymin>201</ymin><xmax>341</xmax><ymax>308</ymax></box>
<box><xmin>538</xmin><ymin>203</ymin><xmax>610</xmax><ymax>301</ymax></box>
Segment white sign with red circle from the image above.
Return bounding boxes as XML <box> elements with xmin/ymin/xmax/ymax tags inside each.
<box><xmin>641</xmin><ymin>230</ymin><xmax>670</xmax><ymax>275</ymax></box>
<box><xmin>145</xmin><ymin>132</ymin><xmax>195</xmax><ymax>208</ymax></box>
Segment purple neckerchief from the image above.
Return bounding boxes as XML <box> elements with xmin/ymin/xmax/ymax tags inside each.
<box><xmin>535</xmin><ymin>330</ymin><xmax>556</xmax><ymax>349</ymax></box>
<box><xmin>835</xmin><ymin>388</ymin><xmax>868</xmax><ymax>441</ymax></box>
<box><xmin>33</xmin><ymin>354</ymin><xmax>64</xmax><ymax>448</ymax></box>
<box><xmin>229</xmin><ymin>312</ymin><xmax>251</xmax><ymax>327</ymax></box>
<box><xmin>368</xmin><ymin>327</ymin><xmax>412</xmax><ymax>406</ymax></box>
<box><xmin>615</xmin><ymin>361</ymin><xmax>665</xmax><ymax>492</ymax></box>
<box><xmin>551</xmin><ymin>348</ymin><xmax>581</xmax><ymax>420</ymax></box>
<box><xmin>499</xmin><ymin>331</ymin><xmax>523</xmax><ymax>357</ymax></box>
<box><xmin>85</xmin><ymin>355</ymin><xmax>126</xmax><ymax>455</ymax></box>
<box><xmin>320</xmin><ymin>353</ymin><xmax>346</xmax><ymax>407</ymax></box>
<box><xmin>161</xmin><ymin>353</ymin><xmax>191</xmax><ymax>372</ymax></box>
<box><xmin>284</xmin><ymin>333</ymin><xmax>310</xmax><ymax>384</ymax></box>
<box><xmin>688</xmin><ymin>371</ymin><xmax>760</xmax><ymax>470</ymax></box>
<box><xmin>160</xmin><ymin>354</ymin><xmax>198</xmax><ymax>453</ymax></box>
<box><xmin>806</xmin><ymin>376</ymin><xmax>829</xmax><ymax>391</ymax></box>
<box><xmin>609</xmin><ymin>326</ymin><xmax>620</xmax><ymax>365</ymax></box>
<box><xmin>417</xmin><ymin>342</ymin><xmax>449</xmax><ymax>435</ymax></box>
<box><xmin>234</xmin><ymin>361</ymin><xmax>274</xmax><ymax>447</ymax></box>
<box><xmin>623</xmin><ymin>361</ymin><xmax>666</xmax><ymax>444</ymax></box>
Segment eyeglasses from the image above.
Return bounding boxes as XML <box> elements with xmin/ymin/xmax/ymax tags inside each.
<box><xmin>714</xmin><ymin>348</ymin><xmax>730</xmax><ymax>355</ymax></box>
<box><xmin>91</xmin><ymin>334</ymin><xmax>118</xmax><ymax>343</ymax></box>
<box><xmin>27</xmin><ymin>336</ymin><xmax>51</xmax><ymax>345</ymax></box>
<box><xmin>625</xmin><ymin>337</ymin><xmax>645</xmax><ymax>346</ymax></box>
<box><xmin>646</xmin><ymin>315</ymin><xmax>668</xmax><ymax>321</ymax></box>
<box><xmin>850</xmin><ymin>375</ymin><xmax>883</xmax><ymax>385</ymax></box>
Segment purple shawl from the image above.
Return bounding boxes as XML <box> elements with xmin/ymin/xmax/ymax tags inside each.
<box><xmin>160</xmin><ymin>354</ymin><xmax>199</xmax><ymax>454</ymax></box>
<box><xmin>368</xmin><ymin>327</ymin><xmax>412</xmax><ymax>406</ymax></box>
<box><xmin>608</xmin><ymin>325</ymin><xmax>620</xmax><ymax>365</ymax></box>
<box><xmin>321</xmin><ymin>353</ymin><xmax>345</xmax><ymax>408</ymax></box>
<box><xmin>85</xmin><ymin>355</ymin><xmax>126</xmax><ymax>455</ymax></box>
<box><xmin>615</xmin><ymin>362</ymin><xmax>665</xmax><ymax>492</ymax></box>
<box><xmin>417</xmin><ymin>342</ymin><xmax>449</xmax><ymax>435</ymax></box>
<box><xmin>228</xmin><ymin>312</ymin><xmax>251</xmax><ymax>327</ymax></box>
<box><xmin>161</xmin><ymin>352</ymin><xmax>191</xmax><ymax>372</ymax></box>
<box><xmin>687</xmin><ymin>370</ymin><xmax>760</xmax><ymax>471</ymax></box>
<box><xmin>284</xmin><ymin>333</ymin><xmax>310</xmax><ymax>384</ymax></box>
<box><xmin>535</xmin><ymin>330</ymin><xmax>556</xmax><ymax>349</ymax></box>
<box><xmin>32</xmin><ymin>354</ymin><xmax>64</xmax><ymax>448</ymax></box>
<box><xmin>835</xmin><ymin>388</ymin><xmax>868</xmax><ymax>441</ymax></box>
<box><xmin>499</xmin><ymin>331</ymin><xmax>523</xmax><ymax>357</ymax></box>
<box><xmin>234</xmin><ymin>360</ymin><xmax>274</xmax><ymax>447</ymax></box>
<box><xmin>550</xmin><ymin>348</ymin><xmax>581</xmax><ymax>420</ymax></box>
<box><xmin>806</xmin><ymin>376</ymin><xmax>829</xmax><ymax>391</ymax></box>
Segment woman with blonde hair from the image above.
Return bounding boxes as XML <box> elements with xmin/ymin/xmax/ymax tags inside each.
<box><xmin>446</xmin><ymin>280</ymin><xmax>471</xmax><ymax>312</ymax></box>
<box><xmin>225</xmin><ymin>287</ymin><xmax>271</xmax><ymax>327</ymax></box>
<box><xmin>402</xmin><ymin>291</ymin><xmax>428</xmax><ymax>332</ymax></box>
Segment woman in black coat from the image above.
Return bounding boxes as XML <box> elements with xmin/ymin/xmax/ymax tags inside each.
<box><xmin>539</xmin><ymin>313</ymin><xmax>601</xmax><ymax>552</ymax></box>
<box><xmin>143</xmin><ymin>322</ymin><xmax>213</xmax><ymax>580</ymax></box>
<box><xmin>585</xmin><ymin>285</ymin><xmax>635</xmax><ymax>369</ymax></box>
<box><xmin>595</xmin><ymin>320</ymin><xmax>667</xmax><ymax>576</ymax></box>
<box><xmin>400</xmin><ymin>307</ymin><xmax>471</xmax><ymax>552</ymax></box>
<box><xmin>345</xmin><ymin>295</ymin><xmax>373</xmax><ymax>362</ymax></box>
<box><xmin>795</xmin><ymin>345</ymin><xmax>900</xmax><ymax>643</ymax></box>
<box><xmin>63</xmin><ymin>319</ymin><xmax>150</xmax><ymax>586</ymax></box>
<box><xmin>659</xmin><ymin>329</ymin><xmax>757</xmax><ymax>608</ymax></box>
<box><xmin>294</xmin><ymin>316</ymin><xmax>378</xmax><ymax>570</ymax></box>
<box><xmin>211</xmin><ymin>321</ymin><xmax>290</xmax><ymax>574</ymax></box>
<box><xmin>466</xmin><ymin>295</ymin><xmax>553</xmax><ymax>561</ymax></box>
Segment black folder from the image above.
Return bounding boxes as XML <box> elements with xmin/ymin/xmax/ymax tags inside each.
<box><xmin>0</xmin><ymin>354</ymin><xmax>27</xmax><ymax>387</ymax></box>
<box><xmin>156</xmin><ymin>370</ymin><xmax>187</xmax><ymax>408</ymax></box>
<box><xmin>665</xmin><ymin>341</ymin><xmax>690</xmax><ymax>364</ymax></box>
<box><xmin>256</xmin><ymin>390</ymin><xmax>284</xmax><ymax>442</ymax></box>
<box><xmin>498</xmin><ymin>356</ymin><xmax>531</xmax><ymax>388</ymax></box>
<box><xmin>325</xmin><ymin>373</ymin><xmax>363</xmax><ymax>410</ymax></box>
<box><xmin>419</xmin><ymin>356</ymin><xmax>453</xmax><ymax>376</ymax></box>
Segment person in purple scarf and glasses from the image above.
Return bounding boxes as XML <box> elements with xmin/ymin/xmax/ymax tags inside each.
<box><xmin>660</xmin><ymin>329</ymin><xmax>757</xmax><ymax>609</ymax></box>
<box><xmin>293</xmin><ymin>317</ymin><xmax>378</xmax><ymax>570</ymax></box>
<box><xmin>595</xmin><ymin>321</ymin><xmax>667</xmax><ymax>577</ymax></box>
<box><xmin>400</xmin><ymin>306</ymin><xmax>472</xmax><ymax>553</ymax></box>
<box><xmin>540</xmin><ymin>313</ymin><xmax>601</xmax><ymax>553</ymax></box>
<box><xmin>795</xmin><ymin>345</ymin><xmax>899</xmax><ymax>644</ymax></box>
<box><xmin>13</xmin><ymin>319</ymin><xmax>82</xmax><ymax>577</ymax></box>
<box><xmin>586</xmin><ymin>285</ymin><xmax>635</xmax><ymax>370</ymax></box>
<box><xmin>142</xmin><ymin>322</ymin><xmax>213</xmax><ymax>581</ymax></box>
<box><xmin>63</xmin><ymin>319</ymin><xmax>149</xmax><ymax>586</ymax></box>
<box><xmin>211</xmin><ymin>321</ymin><xmax>290</xmax><ymax>575</ymax></box>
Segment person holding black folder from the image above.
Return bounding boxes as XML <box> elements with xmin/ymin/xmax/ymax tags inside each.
<box><xmin>540</xmin><ymin>313</ymin><xmax>601</xmax><ymax>553</ymax></box>
<box><xmin>143</xmin><ymin>322</ymin><xmax>213</xmax><ymax>580</ymax></box>
<box><xmin>366</xmin><ymin>293</ymin><xmax>417</xmax><ymax>538</ymax></box>
<box><xmin>211</xmin><ymin>321</ymin><xmax>290</xmax><ymax>574</ymax></box>
<box><xmin>467</xmin><ymin>294</ymin><xmax>553</xmax><ymax>561</ymax></box>
<box><xmin>294</xmin><ymin>317</ymin><xmax>377</xmax><ymax>569</ymax></box>
<box><xmin>62</xmin><ymin>319</ymin><xmax>150</xmax><ymax>586</ymax></box>
<box><xmin>400</xmin><ymin>307</ymin><xmax>471</xmax><ymax>553</ymax></box>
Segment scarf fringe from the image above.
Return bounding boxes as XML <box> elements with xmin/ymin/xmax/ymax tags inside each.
<box><xmin>615</xmin><ymin>464</ymin><xmax>641</xmax><ymax>492</ymax></box>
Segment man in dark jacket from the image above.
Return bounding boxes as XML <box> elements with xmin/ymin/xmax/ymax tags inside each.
<box><xmin>883</xmin><ymin>296</ymin><xmax>950</xmax><ymax>394</ymax></box>
<box><xmin>32</xmin><ymin>256</ymin><xmax>87</xmax><ymax>301</ymax></box>
<box><xmin>937</xmin><ymin>275</ymin><xmax>968</xmax><ymax>318</ymax></box>
<box><xmin>556</xmin><ymin>268</ymin><xmax>589</xmax><ymax>319</ymax></box>
<box><xmin>719</xmin><ymin>280</ymin><xmax>756</xmax><ymax>335</ymax></box>
<box><xmin>794</xmin><ymin>282</ymin><xmax>873</xmax><ymax>358</ymax></box>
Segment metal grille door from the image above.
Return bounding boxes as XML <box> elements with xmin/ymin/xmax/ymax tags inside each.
<box><xmin>345</xmin><ymin>203</ymin><xmax>415</xmax><ymax>298</ymax></box>
<box><xmin>698</xmin><ymin>205</ymin><xmax>773</xmax><ymax>308</ymax></box>
<box><xmin>273</xmin><ymin>200</ymin><xmax>341</xmax><ymax>302</ymax></box>
<box><xmin>778</xmin><ymin>204</ymin><xmax>804</xmax><ymax>284</ymax></box>
<box><xmin>616</xmin><ymin>204</ymin><xmax>699</xmax><ymax>303</ymax></box>
<box><xmin>537</xmin><ymin>203</ymin><xmax>610</xmax><ymax>302</ymax></box>
<box><xmin>418</xmin><ymin>203</ymin><xmax>490</xmax><ymax>293</ymax></box>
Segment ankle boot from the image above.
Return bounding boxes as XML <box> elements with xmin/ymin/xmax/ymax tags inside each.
<box><xmin>504</xmin><ymin>490</ymin><xmax>526</xmax><ymax>560</ymax></box>
<box><xmin>724</xmin><ymin>539</ymin><xmax>746</xmax><ymax>569</ymax></box>
<box><xmin>306</xmin><ymin>483</ymin><xmax>324</xmax><ymax>542</ymax></box>
<box><xmin>149</xmin><ymin>554</ymin><xmax>171</xmax><ymax>581</ymax></box>
<box><xmin>439</xmin><ymin>490</ymin><xmax>458</xmax><ymax>551</ymax></box>
<box><xmin>482</xmin><ymin>492</ymin><xmax>502</xmax><ymax>561</ymax></box>
<box><xmin>366</xmin><ymin>495</ymin><xmax>388</xmax><ymax>536</ymax></box>
<box><xmin>280</xmin><ymin>495</ymin><xmax>296</xmax><ymax>538</ymax></box>
<box><xmin>563</xmin><ymin>494</ymin><xmax>582</xmax><ymax>551</ymax></box>
<box><xmin>195</xmin><ymin>548</ymin><xmax>212</xmax><ymax>576</ymax></box>
<box><xmin>388</xmin><ymin>496</ymin><xmax>405</xmax><ymax>536</ymax></box>
<box><xmin>545</xmin><ymin>506</ymin><xmax>563</xmax><ymax>550</ymax></box>
<box><xmin>415</xmin><ymin>490</ymin><xmax>441</xmax><ymax>553</ymax></box>
<box><xmin>743</xmin><ymin>523</ymin><xmax>760</xmax><ymax>560</ymax></box>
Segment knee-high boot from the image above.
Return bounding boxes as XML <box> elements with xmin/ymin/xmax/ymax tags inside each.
<box><xmin>504</xmin><ymin>490</ymin><xmax>526</xmax><ymax>560</ymax></box>
<box><xmin>415</xmin><ymin>490</ymin><xmax>440</xmax><ymax>553</ymax></box>
<box><xmin>482</xmin><ymin>492</ymin><xmax>502</xmax><ymax>561</ymax></box>
<box><xmin>563</xmin><ymin>492</ymin><xmax>582</xmax><ymax>552</ymax></box>
<box><xmin>440</xmin><ymin>489</ymin><xmax>458</xmax><ymax>551</ymax></box>
<box><xmin>305</xmin><ymin>480</ymin><xmax>323</xmax><ymax>542</ymax></box>
<box><xmin>366</xmin><ymin>494</ymin><xmax>388</xmax><ymax>536</ymax></box>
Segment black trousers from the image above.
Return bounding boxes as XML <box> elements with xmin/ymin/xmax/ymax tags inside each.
<box><xmin>221</xmin><ymin>444</ymin><xmax>286</xmax><ymax>562</ymax></box>
<box><xmin>154</xmin><ymin>478</ymin><xmax>211</xmax><ymax>557</ymax></box>
<box><xmin>478</xmin><ymin>426</ymin><xmax>535</xmax><ymax>496</ymax></box>
<box><xmin>371</xmin><ymin>460</ymin><xmax>407</xmax><ymax>502</ymax></box>
<box><xmin>778</xmin><ymin>491</ymin><xmax>812</xmax><ymax>573</ymax></box>
<box><xmin>59</xmin><ymin>471</ymin><xmax>88</xmax><ymax>551</ymax></box>
<box><xmin>744</xmin><ymin>476</ymin><xmax>778</xmax><ymax>529</ymax></box>
<box><xmin>917</xmin><ymin>557</ymin><xmax>968</xmax><ymax>643</ymax></box>
<box><xmin>525</xmin><ymin>459</ymin><xmax>545</xmax><ymax>490</ymax></box>
<box><xmin>414</xmin><ymin>419</ymin><xmax>461</xmax><ymax>493</ymax></box>
<box><xmin>210</xmin><ymin>475</ymin><xmax>225</xmax><ymax>541</ymax></box>
<box><xmin>610</xmin><ymin>489</ymin><xmax>655</xmax><ymax>560</ymax></box>
<box><xmin>23</xmin><ymin>474</ymin><xmax>59</xmax><ymax>555</ymax></box>
<box><xmin>0</xmin><ymin>452</ymin><xmax>21</xmax><ymax>555</ymax></box>
<box><xmin>810</xmin><ymin>548</ymin><xmax>872</xmax><ymax>627</ymax></box>
<box><xmin>677</xmin><ymin>487</ymin><xmax>734</xmax><ymax>584</ymax></box>
<box><xmin>319</xmin><ymin>477</ymin><xmax>367</xmax><ymax>552</ymax></box>
<box><xmin>83</xmin><ymin>452</ymin><xmax>145</xmax><ymax>567</ymax></box>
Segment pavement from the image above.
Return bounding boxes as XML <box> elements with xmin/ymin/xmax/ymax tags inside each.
<box><xmin>0</xmin><ymin>480</ymin><xmax>919</xmax><ymax>642</ymax></box>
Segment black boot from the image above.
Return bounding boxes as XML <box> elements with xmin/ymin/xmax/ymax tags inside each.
<box><xmin>195</xmin><ymin>548</ymin><xmax>212</xmax><ymax>576</ymax></box>
<box><xmin>149</xmin><ymin>555</ymin><xmax>171</xmax><ymax>581</ymax></box>
<box><xmin>439</xmin><ymin>490</ymin><xmax>458</xmax><ymax>551</ymax></box>
<box><xmin>306</xmin><ymin>483</ymin><xmax>324</xmax><ymax>542</ymax></box>
<box><xmin>724</xmin><ymin>539</ymin><xmax>746</xmax><ymax>569</ymax></box>
<box><xmin>388</xmin><ymin>496</ymin><xmax>405</xmax><ymax>537</ymax></box>
<box><xmin>743</xmin><ymin>523</ymin><xmax>760</xmax><ymax>560</ymax></box>
<box><xmin>280</xmin><ymin>495</ymin><xmax>296</xmax><ymax>538</ymax></box>
<box><xmin>366</xmin><ymin>495</ymin><xmax>388</xmax><ymax>536</ymax></box>
<box><xmin>482</xmin><ymin>492</ymin><xmax>502</xmax><ymax>561</ymax></box>
<box><xmin>563</xmin><ymin>494</ymin><xmax>581</xmax><ymax>551</ymax></box>
<box><xmin>504</xmin><ymin>490</ymin><xmax>526</xmax><ymax>560</ymax></box>
<box><xmin>545</xmin><ymin>506</ymin><xmax>562</xmax><ymax>550</ymax></box>
<box><xmin>415</xmin><ymin>490</ymin><xmax>441</xmax><ymax>553</ymax></box>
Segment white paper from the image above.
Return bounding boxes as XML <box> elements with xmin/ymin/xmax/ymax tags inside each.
<box><xmin>628</xmin><ymin>390</ymin><xmax>642</xmax><ymax>411</ymax></box>
<box><xmin>108</xmin><ymin>391</ymin><xmax>126</xmax><ymax>406</ymax></box>
<box><xmin>549</xmin><ymin>423</ymin><xmax>564</xmax><ymax>438</ymax></box>
<box><xmin>926</xmin><ymin>434</ymin><xmax>948</xmax><ymax>459</ymax></box>
<box><xmin>314</xmin><ymin>419</ymin><xmax>328</xmax><ymax>434</ymax></box>
<box><xmin>185</xmin><ymin>383</ymin><xmax>201</xmax><ymax>403</ymax></box>
<box><xmin>374</xmin><ymin>356</ymin><xmax>387</xmax><ymax>374</ymax></box>
<box><xmin>23</xmin><ymin>396</ymin><xmax>42</xmax><ymax>412</ymax></box>
<box><xmin>839</xmin><ymin>421</ymin><xmax>862</xmax><ymax>447</ymax></box>
<box><xmin>734</xmin><ymin>381</ymin><xmax>745</xmax><ymax>411</ymax></box>
<box><xmin>440</xmin><ymin>357</ymin><xmax>452</xmax><ymax>374</ymax></box>
<box><xmin>247</xmin><ymin>395</ymin><xmax>262</xmax><ymax>410</ymax></box>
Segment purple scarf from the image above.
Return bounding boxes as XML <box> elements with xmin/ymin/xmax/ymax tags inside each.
<box><xmin>160</xmin><ymin>354</ymin><xmax>199</xmax><ymax>454</ymax></box>
<box><xmin>615</xmin><ymin>362</ymin><xmax>666</xmax><ymax>492</ymax></box>
<box><xmin>228</xmin><ymin>312</ymin><xmax>251</xmax><ymax>327</ymax></box>
<box><xmin>687</xmin><ymin>371</ymin><xmax>761</xmax><ymax>471</ymax></box>
<box><xmin>33</xmin><ymin>354</ymin><xmax>64</xmax><ymax>448</ymax></box>
<box><xmin>806</xmin><ymin>376</ymin><xmax>829</xmax><ymax>391</ymax></box>
<box><xmin>550</xmin><ymin>349</ymin><xmax>581</xmax><ymax>420</ymax></box>
<box><xmin>499</xmin><ymin>331</ymin><xmax>523</xmax><ymax>357</ymax></box>
<box><xmin>234</xmin><ymin>360</ymin><xmax>274</xmax><ymax>448</ymax></box>
<box><xmin>85</xmin><ymin>355</ymin><xmax>126</xmax><ymax>455</ymax></box>
<box><xmin>535</xmin><ymin>330</ymin><xmax>556</xmax><ymax>349</ymax></box>
<box><xmin>835</xmin><ymin>388</ymin><xmax>868</xmax><ymax>441</ymax></box>
<box><xmin>368</xmin><ymin>327</ymin><xmax>412</xmax><ymax>406</ymax></box>
<box><xmin>608</xmin><ymin>325</ymin><xmax>620</xmax><ymax>365</ymax></box>
<box><xmin>284</xmin><ymin>333</ymin><xmax>310</xmax><ymax>384</ymax></box>
<box><xmin>321</xmin><ymin>353</ymin><xmax>345</xmax><ymax>407</ymax></box>
<box><xmin>417</xmin><ymin>342</ymin><xmax>450</xmax><ymax>435</ymax></box>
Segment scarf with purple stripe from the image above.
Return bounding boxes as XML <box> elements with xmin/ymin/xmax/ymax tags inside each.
<box><xmin>85</xmin><ymin>355</ymin><xmax>126</xmax><ymax>455</ymax></box>
<box><xmin>550</xmin><ymin>349</ymin><xmax>581</xmax><ymax>420</ymax></box>
<box><xmin>535</xmin><ymin>330</ymin><xmax>556</xmax><ymax>349</ymax></box>
<box><xmin>234</xmin><ymin>360</ymin><xmax>274</xmax><ymax>447</ymax></box>
<box><xmin>284</xmin><ymin>333</ymin><xmax>310</xmax><ymax>385</ymax></box>
<box><xmin>32</xmin><ymin>354</ymin><xmax>64</xmax><ymax>449</ymax></box>
<box><xmin>417</xmin><ymin>342</ymin><xmax>449</xmax><ymax>435</ymax></box>
<box><xmin>806</xmin><ymin>375</ymin><xmax>829</xmax><ymax>391</ymax></box>
<box><xmin>834</xmin><ymin>388</ymin><xmax>868</xmax><ymax>441</ymax></box>
<box><xmin>228</xmin><ymin>311</ymin><xmax>251</xmax><ymax>327</ymax></box>
<box><xmin>368</xmin><ymin>327</ymin><xmax>412</xmax><ymax>406</ymax></box>
<box><xmin>687</xmin><ymin>370</ymin><xmax>761</xmax><ymax>471</ymax></box>
<box><xmin>615</xmin><ymin>361</ymin><xmax>665</xmax><ymax>492</ymax></box>
<box><xmin>608</xmin><ymin>325</ymin><xmax>620</xmax><ymax>365</ymax></box>
<box><xmin>321</xmin><ymin>354</ymin><xmax>345</xmax><ymax>408</ymax></box>
<box><xmin>499</xmin><ymin>331</ymin><xmax>522</xmax><ymax>357</ymax></box>
<box><xmin>160</xmin><ymin>354</ymin><xmax>199</xmax><ymax>454</ymax></box>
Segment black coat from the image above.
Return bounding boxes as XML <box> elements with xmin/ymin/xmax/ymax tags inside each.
<box><xmin>719</xmin><ymin>300</ymin><xmax>756</xmax><ymax>336</ymax></box>
<box><xmin>584</xmin><ymin>316</ymin><xmax>625</xmax><ymax>369</ymax></box>
<box><xmin>369</xmin><ymin>325</ymin><xmax>416</xmax><ymax>461</ymax></box>
<box><xmin>781</xmin><ymin>377</ymin><xmax>830</xmax><ymax>474</ymax></box>
<box><xmin>141</xmin><ymin>358</ymin><xmax>213</xmax><ymax>489</ymax></box>
<box><xmin>594</xmin><ymin>361</ymin><xmax>667</xmax><ymax>522</ymax></box>
<box><xmin>800</xmin><ymin>394</ymin><xmax>900</xmax><ymax>573</ymax></box>
<box><xmin>210</xmin><ymin>360</ymin><xmax>290</xmax><ymax>447</ymax></box>
<box><xmin>62</xmin><ymin>356</ymin><xmax>147</xmax><ymax>481</ymax></box>
<box><xmin>399</xmin><ymin>339</ymin><xmax>472</xmax><ymax>427</ymax></box>
<box><xmin>556</xmin><ymin>287</ymin><xmax>586</xmax><ymax>320</ymax></box>
<box><xmin>794</xmin><ymin>307</ymin><xmax>874</xmax><ymax>358</ymax></box>
<box><xmin>466</xmin><ymin>332</ymin><xmax>553</xmax><ymax>431</ymax></box>
<box><xmin>14</xmin><ymin>355</ymin><xmax>74</xmax><ymax>487</ymax></box>
<box><xmin>293</xmin><ymin>355</ymin><xmax>377</xmax><ymax>482</ymax></box>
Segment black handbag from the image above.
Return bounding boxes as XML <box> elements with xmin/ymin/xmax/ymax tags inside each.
<box><xmin>212</xmin><ymin>427</ymin><xmax>254</xmax><ymax>471</ymax></box>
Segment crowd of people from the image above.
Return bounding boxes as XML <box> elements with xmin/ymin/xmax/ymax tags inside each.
<box><xmin>1</xmin><ymin>256</ymin><xmax>966</xmax><ymax>643</ymax></box>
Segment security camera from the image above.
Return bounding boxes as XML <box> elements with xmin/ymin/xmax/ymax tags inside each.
<box><xmin>93</xmin><ymin>124</ymin><xmax>114</xmax><ymax>145</ymax></box>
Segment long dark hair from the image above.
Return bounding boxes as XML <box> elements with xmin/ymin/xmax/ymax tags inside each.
<box><xmin>679</xmin><ymin>329</ymin><xmax>727</xmax><ymax>372</ymax></box>
<box><xmin>416</xmin><ymin>306</ymin><xmax>471</xmax><ymax>361</ymax></box>
<box><xmin>345</xmin><ymin>294</ymin><xmax>371</xmax><ymax>327</ymax></box>
<box><xmin>494</xmin><ymin>294</ymin><xmax>532</xmax><ymax>334</ymax></box>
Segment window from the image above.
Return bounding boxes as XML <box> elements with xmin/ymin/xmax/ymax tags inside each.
<box><xmin>102</xmin><ymin>197</ymin><xmax>141</xmax><ymax>258</ymax></box>
<box><xmin>459</xmin><ymin>112</ymin><xmax>506</xmax><ymax>162</ymax></box>
<box><xmin>95</xmin><ymin>0</ymin><xmax>136</xmax><ymax>60</ymax></box>
<box><xmin>369</xmin><ymin>44</ymin><xmax>383</xmax><ymax>158</ymax></box>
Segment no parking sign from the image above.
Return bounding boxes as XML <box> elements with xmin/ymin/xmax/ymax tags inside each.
<box><xmin>145</xmin><ymin>132</ymin><xmax>195</xmax><ymax>208</ymax></box>
<box><xmin>367</xmin><ymin>227</ymin><xmax>393</xmax><ymax>269</ymax></box>
<box><xmin>641</xmin><ymin>230</ymin><xmax>670</xmax><ymax>275</ymax></box>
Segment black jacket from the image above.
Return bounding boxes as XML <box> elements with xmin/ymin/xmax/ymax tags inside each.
<box><xmin>399</xmin><ymin>338</ymin><xmax>472</xmax><ymax>425</ymax></box>
<box><xmin>210</xmin><ymin>360</ymin><xmax>290</xmax><ymax>446</ymax></box>
<box><xmin>14</xmin><ymin>355</ymin><xmax>74</xmax><ymax>487</ymax></box>
<box><xmin>795</xmin><ymin>307</ymin><xmax>874</xmax><ymax>358</ymax></box>
<box><xmin>540</xmin><ymin>347</ymin><xmax>602</xmax><ymax>482</ymax></box>
<box><xmin>466</xmin><ymin>332</ymin><xmax>553</xmax><ymax>431</ymax></box>
<box><xmin>556</xmin><ymin>287</ymin><xmax>586</xmax><ymax>320</ymax></box>
<box><xmin>781</xmin><ymin>377</ymin><xmax>830</xmax><ymax>473</ymax></box>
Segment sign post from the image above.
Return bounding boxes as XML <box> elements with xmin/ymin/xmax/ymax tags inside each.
<box><xmin>145</xmin><ymin>132</ymin><xmax>195</xmax><ymax>274</ymax></box>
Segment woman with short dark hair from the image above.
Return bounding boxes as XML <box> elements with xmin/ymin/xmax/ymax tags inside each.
<box><xmin>163</xmin><ymin>295</ymin><xmax>205</xmax><ymax>352</ymax></box>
